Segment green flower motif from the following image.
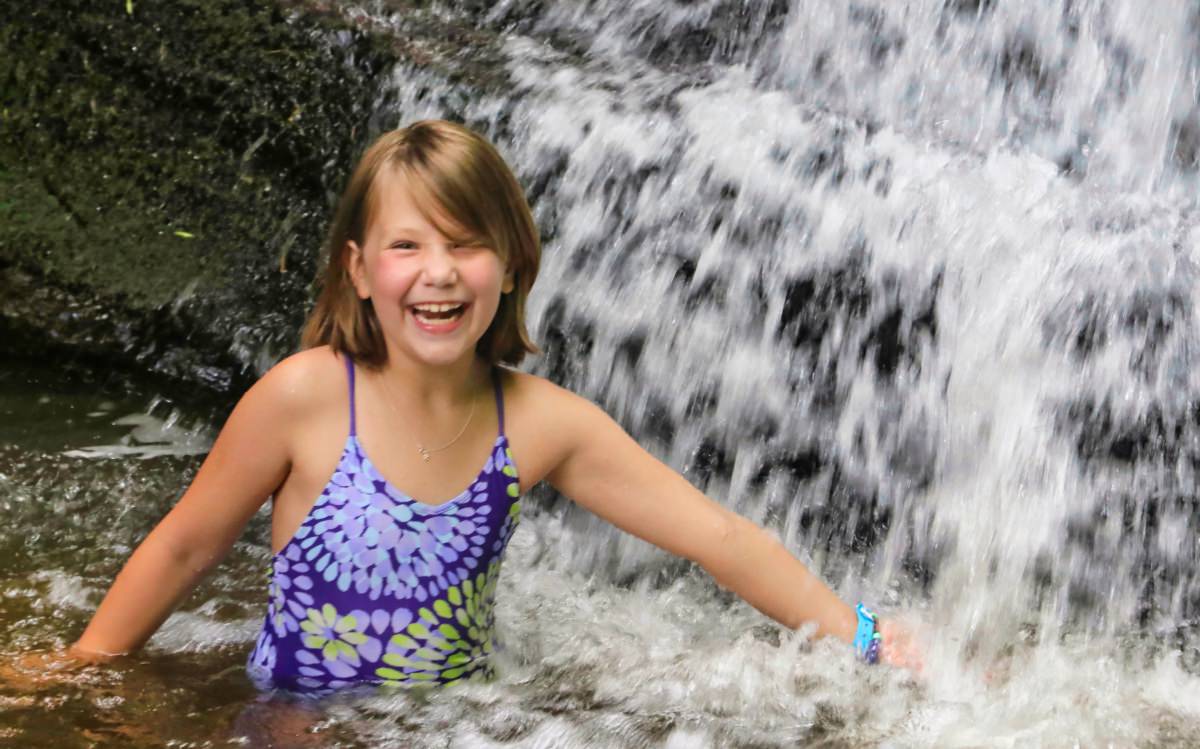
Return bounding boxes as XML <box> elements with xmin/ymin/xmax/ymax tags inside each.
<box><xmin>375</xmin><ymin>560</ymin><xmax>501</xmax><ymax>687</ymax></box>
<box><xmin>503</xmin><ymin>449</ymin><xmax>519</xmax><ymax>497</ymax></box>
<box><xmin>301</xmin><ymin>603</ymin><xmax>369</xmax><ymax>663</ymax></box>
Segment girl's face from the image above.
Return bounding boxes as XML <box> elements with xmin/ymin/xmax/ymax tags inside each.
<box><xmin>347</xmin><ymin>168</ymin><xmax>514</xmax><ymax>370</ymax></box>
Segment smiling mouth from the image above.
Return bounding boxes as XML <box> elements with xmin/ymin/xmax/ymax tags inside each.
<box><xmin>411</xmin><ymin>302</ymin><xmax>468</xmax><ymax>324</ymax></box>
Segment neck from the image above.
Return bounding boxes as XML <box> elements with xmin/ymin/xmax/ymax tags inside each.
<box><xmin>375</xmin><ymin>348</ymin><xmax>487</xmax><ymax>408</ymax></box>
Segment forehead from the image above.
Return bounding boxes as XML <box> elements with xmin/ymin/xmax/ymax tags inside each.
<box><xmin>364</xmin><ymin>166</ymin><xmax>467</xmax><ymax>238</ymax></box>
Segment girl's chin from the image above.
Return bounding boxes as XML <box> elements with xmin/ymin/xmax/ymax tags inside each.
<box><xmin>398</xmin><ymin>342</ymin><xmax>474</xmax><ymax>364</ymax></box>
<box><xmin>387</xmin><ymin>332</ymin><xmax>482</xmax><ymax>368</ymax></box>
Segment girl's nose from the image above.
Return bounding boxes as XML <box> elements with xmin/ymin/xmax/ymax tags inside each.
<box><xmin>422</xmin><ymin>246</ymin><xmax>458</xmax><ymax>286</ymax></box>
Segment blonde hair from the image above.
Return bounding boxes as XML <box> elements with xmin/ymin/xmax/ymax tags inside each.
<box><xmin>302</xmin><ymin>120</ymin><xmax>541</xmax><ymax>367</ymax></box>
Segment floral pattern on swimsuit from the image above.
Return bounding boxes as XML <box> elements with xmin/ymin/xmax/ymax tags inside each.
<box><xmin>247</xmin><ymin>360</ymin><xmax>521</xmax><ymax>695</ymax></box>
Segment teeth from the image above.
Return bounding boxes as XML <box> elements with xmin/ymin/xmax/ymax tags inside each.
<box><xmin>413</xmin><ymin>303</ymin><xmax>463</xmax><ymax>313</ymax></box>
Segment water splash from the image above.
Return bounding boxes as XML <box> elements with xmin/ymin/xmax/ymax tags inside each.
<box><xmin>62</xmin><ymin>409</ymin><xmax>213</xmax><ymax>460</ymax></box>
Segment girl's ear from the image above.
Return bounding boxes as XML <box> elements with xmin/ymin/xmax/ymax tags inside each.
<box><xmin>345</xmin><ymin>241</ymin><xmax>371</xmax><ymax>300</ymax></box>
<box><xmin>501</xmin><ymin>267</ymin><xmax>516</xmax><ymax>295</ymax></box>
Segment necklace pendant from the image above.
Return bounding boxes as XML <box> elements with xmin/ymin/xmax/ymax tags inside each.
<box><xmin>418</xmin><ymin>446</ymin><xmax>431</xmax><ymax>462</ymax></box>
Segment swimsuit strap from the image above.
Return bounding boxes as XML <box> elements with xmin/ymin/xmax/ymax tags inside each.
<box><xmin>491</xmin><ymin>368</ymin><xmax>505</xmax><ymax>437</ymax></box>
<box><xmin>344</xmin><ymin>354</ymin><xmax>358</xmax><ymax>437</ymax></box>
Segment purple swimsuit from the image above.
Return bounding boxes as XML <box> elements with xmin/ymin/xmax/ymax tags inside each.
<box><xmin>247</xmin><ymin>356</ymin><xmax>521</xmax><ymax>694</ymax></box>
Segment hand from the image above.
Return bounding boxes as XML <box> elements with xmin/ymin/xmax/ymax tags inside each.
<box><xmin>66</xmin><ymin>642</ymin><xmax>125</xmax><ymax>665</ymax></box>
<box><xmin>0</xmin><ymin>647</ymin><xmax>108</xmax><ymax>693</ymax></box>
<box><xmin>877</xmin><ymin>618</ymin><xmax>924</xmax><ymax>673</ymax></box>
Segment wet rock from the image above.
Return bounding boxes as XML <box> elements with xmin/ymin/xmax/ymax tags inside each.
<box><xmin>686</xmin><ymin>435</ymin><xmax>732</xmax><ymax>488</ymax></box>
<box><xmin>1064</xmin><ymin>397</ymin><xmax>1200</xmax><ymax>468</ymax></box>
<box><xmin>1047</xmin><ymin>287</ymin><xmax>1191</xmax><ymax>382</ymax></box>
<box><xmin>798</xmin><ymin>467</ymin><xmax>890</xmax><ymax>557</ymax></box>
<box><xmin>998</xmin><ymin>32</ymin><xmax>1057</xmax><ymax>95</ymax></box>
<box><xmin>459</xmin><ymin>0</ymin><xmax>792</xmax><ymax>68</ymax></box>
<box><xmin>848</xmin><ymin>4</ymin><xmax>907</xmax><ymax>68</ymax></box>
<box><xmin>946</xmin><ymin>0</ymin><xmax>995</xmax><ymax>17</ymax></box>
<box><xmin>1171</xmin><ymin>114</ymin><xmax>1200</xmax><ymax>172</ymax></box>
<box><xmin>748</xmin><ymin>448</ymin><xmax>823</xmax><ymax>489</ymax></box>
<box><xmin>779</xmin><ymin>258</ymin><xmax>872</xmax><ymax>353</ymax></box>
<box><xmin>0</xmin><ymin>1</ymin><xmax>503</xmax><ymax>397</ymax></box>
<box><xmin>539</xmin><ymin>294</ymin><xmax>596</xmax><ymax>391</ymax></box>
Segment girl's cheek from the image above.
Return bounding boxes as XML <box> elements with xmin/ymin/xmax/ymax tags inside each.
<box><xmin>373</xmin><ymin>259</ymin><xmax>418</xmax><ymax>291</ymax></box>
<box><xmin>465</xmin><ymin>254</ymin><xmax>507</xmax><ymax>288</ymax></box>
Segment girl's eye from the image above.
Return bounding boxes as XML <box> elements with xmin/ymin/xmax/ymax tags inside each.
<box><xmin>390</xmin><ymin>241</ymin><xmax>417</xmax><ymax>251</ymax></box>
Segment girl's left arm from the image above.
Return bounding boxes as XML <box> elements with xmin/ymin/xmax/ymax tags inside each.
<box><xmin>541</xmin><ymin>389</ymin><xmax>858</xmax><ymax>645</ymax></box>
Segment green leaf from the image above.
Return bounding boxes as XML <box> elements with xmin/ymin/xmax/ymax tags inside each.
<box><xmin>381</xmin><ymin>653</ymin><xmax>415</xmax><ymax>669</ymax></box>
<box><xmin>412</xmin><ymin>648</ymin><xmax>444</xmax><ymax>662</ymax></box>
<box><xmin>389</xmin><ymin>633</ymin><xmax>418</xmax><ymax>650</ymax></box>
<box><xmin>407</xmin><ymin>622</ymin><xmax>430</xmax><ymax>638</ymax></box>
<box><xmin>173</xmin><ymin>230</ymin><xmax>195</xmax><ymax>239</ymax></box>
<box><xmin>125</xmin><ymin>0</ymin><xmax>133</xmax><ymax>15</ymax></box>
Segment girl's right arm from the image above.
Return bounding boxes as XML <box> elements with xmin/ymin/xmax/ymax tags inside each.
<box><xmin>70</xmin><ymin>359</ymin><xmax>304</xmax><ymax>659</ymax></box>
<box><xmin>514</xmin><ymin>374</ymin><xmax>921</xmax><ymax>669</ymax></box>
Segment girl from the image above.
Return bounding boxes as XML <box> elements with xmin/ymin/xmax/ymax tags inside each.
<box><xmin>70</xmin><ymin>120</ymin><xmax>916</xmax><ymax>692</ymax></box>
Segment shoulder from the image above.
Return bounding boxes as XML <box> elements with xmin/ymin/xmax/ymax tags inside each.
<box><xmin>497</xmin><ymin>367</ymin><xmax>562</xmax><ymax>399</ymax></box>
<box><xmin>498</xmin><ymin>368</ymin><xmax>610</xmax><ymax>448</ymax></box>
<box><xmin>259</xmin><ymin>345</ymin><xmax>346</xmax><ymax>393</ymax></box>
<box><xmin>498</xmin><ymin>368</ymin><xmax>593</xmax><ymax>418</ymax></box>
<box><xmin>236</xmin><ymin>345</ymin><xmax>348</xmax><ymax>421</ymax></box>
<box><xmin>493</xmin><ymin>369</ymin><xmax>598</xmax><ymax>485</ymax></box>
<box><xmin>194</xmin><ymin>348</ymin><xmax>349</xmax><ymax>483</ymax></box>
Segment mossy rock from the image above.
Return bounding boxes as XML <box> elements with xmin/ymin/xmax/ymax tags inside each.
<box><xmin>0</xmin><ymin>1</ymin><xmax>398</xmax><ymax>393</ymax></box>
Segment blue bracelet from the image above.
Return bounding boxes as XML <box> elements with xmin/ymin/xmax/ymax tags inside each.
<box><xmin>853</xmin><ymin>603</ymin><xmax>882</xmax><ymax>664</ymax></box>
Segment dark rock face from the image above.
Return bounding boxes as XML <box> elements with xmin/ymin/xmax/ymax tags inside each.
<box><xmin>459</xmin><ymin>0</ymin><xmax>792</xmax><ymax>68</ymax></box>
<box><xmin>0</xmin><ymin>1</ymin><xmax>396</xmax><ymax>394</ymax></box>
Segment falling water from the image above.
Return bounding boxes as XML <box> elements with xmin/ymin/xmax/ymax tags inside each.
<box><xmin>358</xmin><ymin>0</ymin><xmax>1200</xmax><ymax>742</ymax></box>
<box><xmin>460</xmin><ymin>0</ymin><xmax>1200</xmax><ymax>641</ymax></box>
<box><xmin>6</xmin><ymin>0</ymin><xmax>1200</xmax><ymax>745</ymax></box>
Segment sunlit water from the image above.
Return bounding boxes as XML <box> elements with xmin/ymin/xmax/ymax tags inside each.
<box><xmin>7</xmin><ymin>0</ymin><xmax>1200</xmax><ymax>745</ymax></box>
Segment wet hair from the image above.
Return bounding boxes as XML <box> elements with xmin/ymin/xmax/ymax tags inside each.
<box><xmin>301</xmin><ymin>120</ymin><xmax>541</xmax><ymax>367</ymax></box>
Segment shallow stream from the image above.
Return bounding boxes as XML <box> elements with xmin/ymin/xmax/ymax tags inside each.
<box><xmin>7</xmin><ymin>0</ymin><xmax>1200</xmax><ymax>746</ymax></box>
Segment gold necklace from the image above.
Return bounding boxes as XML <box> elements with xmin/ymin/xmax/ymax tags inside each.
<box><xmin>377</xmin><ymin>374</ymin><xmax>477</xmax><ymax>462</ymax></box>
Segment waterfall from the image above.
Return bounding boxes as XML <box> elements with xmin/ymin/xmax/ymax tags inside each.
<box><xmin>8</xmin><ymin>1</ymin><xmax>1200</xmax><ymax>744</ymax></box>
<box><xmin>354</xmin><ymin>0</ymin><xmax>1200</xmax><ymax>634</ymax></box>
<box><xmin>347</xmin><ymin>1</ymin><xmax>1200</xmax><ymax>740</ymax></box>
